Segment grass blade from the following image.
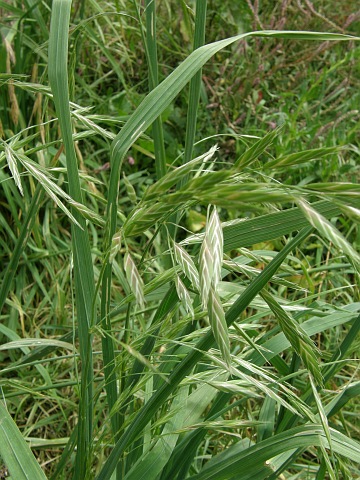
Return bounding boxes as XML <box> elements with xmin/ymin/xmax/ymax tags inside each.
<box><xmin>144</xmin><ymin>0</ymin><xmax>166</xmax><ymax>179</ymax></box>
<box><xmin>179</xmin><ymin>200</ymin><xmax>358</xmax><ymax>251</ymax></box>
<box><xmin>48</xmin><ymin>1</ymin><xmax>96</xmax><ymax>475</ymax></box>
<box><xmin>182</xmin><ymin>0</ymin><xmax>207</xmax><ymax>169</ymax></box>
<box><xmin>0</xmin><ymin>401</ymin><xmax>46</xmax><ymax>480</ymax></box>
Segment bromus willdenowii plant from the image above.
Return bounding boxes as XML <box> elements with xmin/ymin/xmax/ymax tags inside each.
<box><xmin>0</xmin><ymin>0</ymin><xmax>359</xmax><ymax>479</ymax></box>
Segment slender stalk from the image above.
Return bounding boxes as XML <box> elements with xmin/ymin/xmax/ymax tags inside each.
<box><xmin>145</xmin><ymin>0</ymin><xmax>167</xmax><ymax>179</ymax></box>
<box><xmin>48</xmin><ymin>1</ymin><xmax>95</xmax><ymax>475</ymax></box>
<box><xmin>182</xmin><ymin>0</ymin><xmax>207</xmax><ymax>170</ymax></box>
<box><xmin>170</xmin><ymin>0</ymin><xmax>207</xmax><ymax>241</ymax></box>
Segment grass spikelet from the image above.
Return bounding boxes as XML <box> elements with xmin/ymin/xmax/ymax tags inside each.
<box><xmin>5</xmin><ymin>39</ymin><xmax>19</xmax><ymax>126</ymax></box>
<box><xmin>234</xmin><ymin>126</ymin><xmax>283</xmax><ymax>169</ymax></box>
<box><xmin>207</xmin><ymin>208</ymin><xmax>223</xmax><ymax>287</ymax></box>
<box><xmin>199</xmin><ymin>234</ymin><xmax>214</xmax><ymax>309</ymax></box>
<box><xmin>261</xmin><ymin>289</ymin><xmax>323</xmax><ymax>386</ymax></box>
<box><xmin>144</xmin><ymin>146</ymin><xmax>218</xmax><ymax>201</ymax></box>
<box><xmin>208</xmin><ymin>286</ymin><xmax>231</xmax><ymax>366</ymax></box>
<box><xmin>199</xmin><ymin>207</ymin><xmax>224</xmax><ymax>308</ymax></box>
<box><xmin>122</xmin><ymin>172</ymin><xmax>137</xmax><ymax>204</ymax></box>
<box><xmin>175</xmin><ymin>275</ymin><xmax>194</xmax><ymax>318</ymax></box>
<box><xmin>124</xmin><ymin>202</ymin><xmax>177</xmax><ymax>237</ymax></box>
<box><xmin>297</xmin><ymin>198</ymin><xmax>360</xmax><ymax>275</ymax></box>
<box><xmin>68</xmin><ymin>200</ymin><xmax>105</xmax><ymax>226</ymax></box>
<box><xmin>4</xmin><ymin>143</ymin><xmax>23</xmax><ymax>195</ymax></box>
<box><xmin>173</xmin><ymin>242</ymin><xmax>200</xmax><ymax>290</ymax></box>
<box><xmin>19</xmin><ymin>153</ymin><xmax>82</xmax><ymax>227</ymax></box>
<box><xmin>199</xmin><ymin>207</ymin><xmax>230</xmax><ymax>364</ymax></box>
<box><xmin>124</xmin><ymin>251</ymin><xmax>145</xmax><ymax>309</ymax></box>
<box><xmin>110</xmin><ymin>230</ymin><xmax>122</xmax><ymax>263</ymax></box>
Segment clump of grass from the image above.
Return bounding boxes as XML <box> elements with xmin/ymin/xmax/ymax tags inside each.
<box><xmin>0</xmin><ymin>1</ymin><xmax>359</xmax><ymax>479</ymax></box>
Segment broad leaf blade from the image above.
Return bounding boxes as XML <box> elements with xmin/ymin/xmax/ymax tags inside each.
<box><xmin>0</xmin><ymin>401</ymin><xmax>47</xmax><ymax>480</ymax></box>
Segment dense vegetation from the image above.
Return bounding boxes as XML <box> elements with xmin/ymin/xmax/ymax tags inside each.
<box><xmin>0</xmin><ymin>1</ymin><xmax>359</xmax><ymax>479</ymax></box>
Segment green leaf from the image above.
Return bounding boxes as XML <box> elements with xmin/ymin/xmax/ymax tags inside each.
<box><xmin>0</xmin><ymin>339</ymin><xmax>76</xmax><ymax>352</ymax></box>
<box><xmin>0</xmin><ymin>401</ymin><xmax>47</xmax><ymax>480</ymax></box>
<box><xmin>180</xmin><ymin>200</ymin><xmax>353</xmax><ymax>251</ymax></box>
<box><xmin>124</xmin><ymin>381</ymin><xmax>219</xmax><ymax>480</ymax></box>
<box><xmin>188</xmin><ymin>425</ymin><xmax>360</xmax><ymax>480</ymax></box>
<box><xmin>48</xmin><ymin>1</ymin><xmax>96</xmax><ymax>475</ymax></box>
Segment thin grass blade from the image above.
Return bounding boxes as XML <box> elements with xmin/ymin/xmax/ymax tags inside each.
<box><xmin>182</xmin><ymin>0</ymin><xmax>207</xmax><ymax>170</ymax></box>
<box><xmin>48</xmin><ymin>1</ymin><xmax>96</xmax><ymax>474</ymax></box>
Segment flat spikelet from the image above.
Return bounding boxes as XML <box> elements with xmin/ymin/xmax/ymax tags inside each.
<box><xmin>124</xmin><ymin>251</ymin><xmax>145</xmax><ymax>309</ymax></box>
<box><xmin>199</xmin><ymin>207</ymin><xmax>230</xmax><ymax>365</ymax></box>
<box><xmin>174</xmin><ymin>242</ymin><xmax>200</xmax><ymax>291</ymax></box>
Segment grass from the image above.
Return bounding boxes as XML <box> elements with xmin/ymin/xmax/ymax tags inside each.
<box><xmin>0</xmin><ymin>0</ymin><xmax>359</xmax><ymax>479</ymax></box>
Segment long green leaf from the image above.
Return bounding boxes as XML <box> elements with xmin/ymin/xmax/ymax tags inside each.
<box><xmin>48</xmin><ymin>1</ymin><xmax>96</xmax><ymax>475</ymax></box>
<box><xmin>0</xmin><ymin>401</ymin><xmax>46</xmax><ymax>480</ymax></box>
<box><xmin>144</xmin><ymin>0</ymin><xmax>166</xmax><ymax>179</ymax></box>
<box><xmin>326</xmin><ymin>381</ymin><xmax>360</xmax><ymax>419</ymax></box>
<box><xmin>179</xmin><ymin>200</ymin><xmax>358</xmax><ymax>251</ymax></box>
<box><xmin>182</xmin><ymin>0</ymin><xmax>207</xmax><ymax>169</ymax></box>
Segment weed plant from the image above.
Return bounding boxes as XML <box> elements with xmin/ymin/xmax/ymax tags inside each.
<box><xmin>0</xmin><ymin>1</ymin><xmax>359</xmax><ymax>479</ymax></box>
